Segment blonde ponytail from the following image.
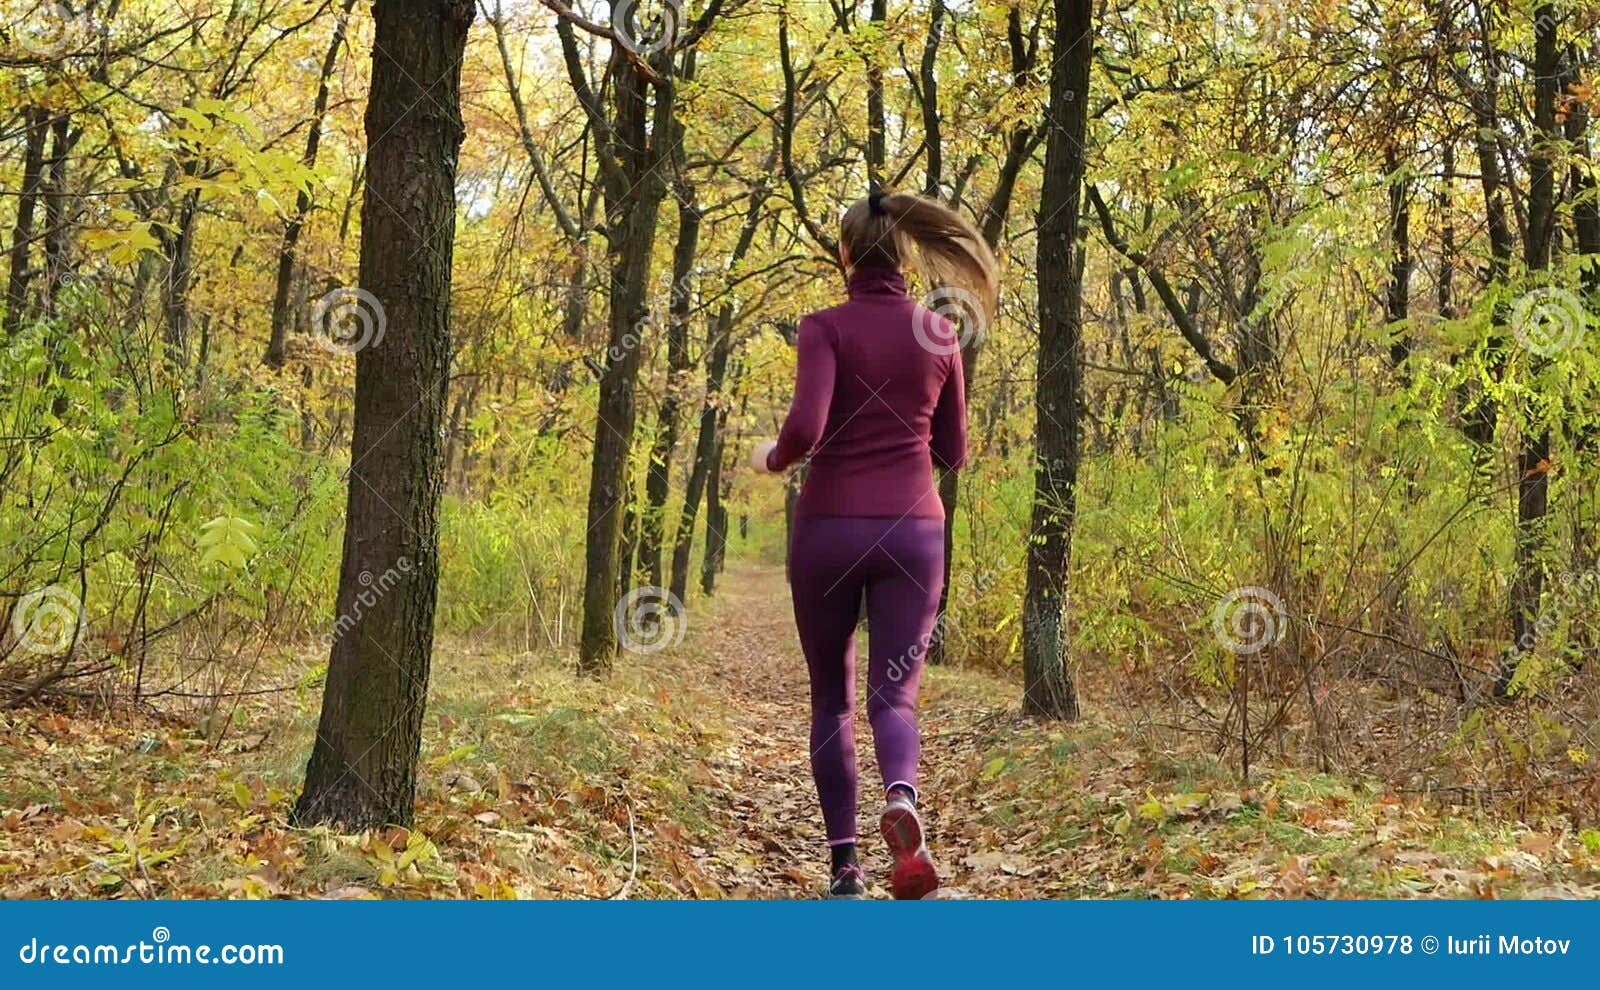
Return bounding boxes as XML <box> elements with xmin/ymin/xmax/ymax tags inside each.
<box><xmin>840</xmin><ymin>191</ymin><xmax>998</xmax><ymax>321</ymax></box>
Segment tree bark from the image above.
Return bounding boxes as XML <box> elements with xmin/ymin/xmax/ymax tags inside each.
<box><xmin>1384</xmin><ymin>140</ymin><xmax>1413</xmax><ymax>367</ymax></box>
<box><xmin>668</xmin><ymin>172</ymin><xmax>772</xmax><ymax>606</ymax></box>
<box><xmin>564</xmin><ymin>14</ymin><xmax>677</xmax><ymax>672</ymax></box>
<box><xmin>1500</xmin><ymin>3</ymin><xmax>1559</xmax><ymax>696</ymax></box>
<box><xmin>3</xmin><ymin>107</ymin><xmax>49</xmax><ymax>337</ymax></box>
<box><xmin>40</xmin><ymin>112</ymin><xmax>75</xmax><ymax>320</ymax></box>
<box><xmin>1021</xmin><ymin>0</ymin><xmax>1093</xmax><ymax>720</ymax></box>
<box><xmin>294</xmin><ymin>0</ymin><xmax>475</xmax><ymax>830</ymax></box>
<box><xmin>671</xmin><ymin>314</ymin><xmax>730</xmax><ymax>607</ymax></box>
<box><xmin>918</xmin><ymin>0</ymin><xmax>945</xmax><ymax>196</ymax></box>
<box><xmin>642</xmin><ymin>200</ymin><xmax>701</xmax><ymax>588</ymax></box>
<box><xmin>865</xmin><ymin>0</ymin><xmax>887</xmax><ymax>186</ymax></box>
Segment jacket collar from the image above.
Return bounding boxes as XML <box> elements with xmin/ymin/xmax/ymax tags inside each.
<box><xmin>846</xmin><ymin>264</ymin><xmax>908</xmax><ymax>300</ymax></box>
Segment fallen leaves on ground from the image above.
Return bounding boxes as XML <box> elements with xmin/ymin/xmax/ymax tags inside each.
<box><xmin>2</xmin><ymin>563</ymin><xmax>1597</xmax><ymax>899</ymax></box>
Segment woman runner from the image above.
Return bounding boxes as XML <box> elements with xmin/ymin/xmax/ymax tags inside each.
<box><xmin>753</xmin><ymin>189</ymin><xmax>996</xmax><ymax>899</ymax></box>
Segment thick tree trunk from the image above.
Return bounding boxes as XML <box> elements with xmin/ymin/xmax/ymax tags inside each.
<box><xmin>265</xmin><ymin>0</ymin><xmax>357</xmax><ymax>368</ymax></box>
<box><xmin>578</xmin><ymin>192</ymin><xmax>664</xmax><ymax>669</ymax></box>
<box><xmin>3</xmin><ymin>107</ymin><xmax>49</xmax><ymax>337</ymax></box>
<box><xmin>293</xmin><ymin>0</ymin><xmax>474</xmax><ymax>830</ymax></box>
<box><xmin>573</xmin><ymin>21</ymin><xmax>674</xmax><ymax>671</ymax></box>
<box><xmin>1021</xmin><ymin>0</ymin><xmax>1092</xmax><ymax>720</ymax></box>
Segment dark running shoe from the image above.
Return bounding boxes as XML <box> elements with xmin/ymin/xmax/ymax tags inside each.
<box><xmin>826</xmin><ymin>862</ymin><xmax>867</xmax><ymax>900</ymax></box>
<box><xmin>880</xmin><ymin>794</ymin><xmax>939</xmax><ymax>900</ymax></box>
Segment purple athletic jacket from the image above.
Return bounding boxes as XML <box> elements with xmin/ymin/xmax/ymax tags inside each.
<box><xmin>766</xmin><ymin>264</ymin><xmax>967</xmax><ymax>519</ymax></box>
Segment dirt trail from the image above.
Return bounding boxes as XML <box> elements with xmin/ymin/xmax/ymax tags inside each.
<box><xmin>674</xmin><ymin>561</ymin><xmax>1017</xmax><ymax>899</ymax></box>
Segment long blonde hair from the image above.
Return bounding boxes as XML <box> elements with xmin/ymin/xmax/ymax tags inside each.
<box><xmin>840</xmin><ymin>191</ymin><xmax>998</xmax><ymax>320</ymax></box>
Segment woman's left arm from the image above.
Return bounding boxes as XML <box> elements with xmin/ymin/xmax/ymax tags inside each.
<box><xmin>765</xmin><ymin>315</ymin><xmax>838</xmax><ymax>472</ymax></box>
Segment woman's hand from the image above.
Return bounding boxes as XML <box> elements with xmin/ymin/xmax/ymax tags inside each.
<box><xmin>750</xmin><ymin>439</ymin><xmax>778</xmax><ymax>474</ymax></box>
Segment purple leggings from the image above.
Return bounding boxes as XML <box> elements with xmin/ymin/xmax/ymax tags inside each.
<box><xmin>788</xmin><ymin>515</ymin><xmax>945</xmax><ymax>845</ymax></box>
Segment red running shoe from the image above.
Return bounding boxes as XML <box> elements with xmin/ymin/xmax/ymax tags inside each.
<box><xmin>880</xmin><ymin>794</ymin><xmax>939</xmax><ymax>900</ymax></box>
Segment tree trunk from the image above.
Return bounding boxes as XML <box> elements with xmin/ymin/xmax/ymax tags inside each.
<box><xmin>40</xmin><ymin>113</ymin><xmax>74</xmax><ymax>319</ymax></box>
<box><xmin>1021</xmin><ymin>0</ymin><xmax>1092</xmax><ymax>720</ymax></box>
<box><xmin>579</xmin><ymin>197</ymin><xmax>664</xmax><ymax>669</ymax></box>
<box><xmin>573</xmin><ymin>23</ymin><xmax>675</xmax><ymax>672</ymax></box>
<box><xmin>702</xmin><ymin>415</ymin><xmax>728</xmax><ymax>595</ymax></box>
<box><xmin>918</xmin><ymin>0</ymin><xmax>946</xmax><ymax>196</ymax></box>
<box><xmin>162</xmin><ymin>185</ymin><xmax>199</xmax><ymax>368</ymax></box>
<box><xmin>1384</xmin><ymin>140</ymin><xmax>1413</xmax><ymax>367</ymax></box>
<box><xmin>670</xmin><ymin>320</ymin><xmax>727</xmax><ymax>607</ymax></box>
<box><xmin>1500</xmin><ymin>4</ymin><xmax>1559</xmax><ymax>696</ymax></box>
<box><xmin>642</xmin><ymin>201</ymin><xmax>700</xmax><ymax>588</ymax></box>
<box><xmin>265</xmin><ymin>0</ymin><xmax>358</xmax><ymax>367</ymax></box>
<box><xmin>865</xmin><ymin>0</ymin><xmax>887</xmax><ymax>186</ymax></box>
<box><xmin>3</xmin><ymin>107</ymin><xmax>49</xmax><ymax>337</ymax></box>
<box><xmin>294</xmin><ymin>0</ymin><xmax>474</xmax><ymax>830</ymax></box>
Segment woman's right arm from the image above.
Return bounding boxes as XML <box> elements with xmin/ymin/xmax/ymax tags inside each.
<box><xmin>929</xmin><ymin>351</ymin><xmax>968</xmax><ymax>470</ymax></box>
<box><xmin>766</xmin><ymin>315</ymin><xmax>837</xmax><ymax>472</ymax></box>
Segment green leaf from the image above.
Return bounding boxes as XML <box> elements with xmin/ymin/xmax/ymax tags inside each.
<box><xmin>198</xmin><ymin>515</ymin><xmax>260</xmax><ymax>570</ymax></box>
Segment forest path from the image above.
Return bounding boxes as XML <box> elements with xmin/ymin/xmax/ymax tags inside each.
<box><xmin>674</xmin><ymin>560</ymin><xmax>1051</xmax><ymax>899</ymax></box>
